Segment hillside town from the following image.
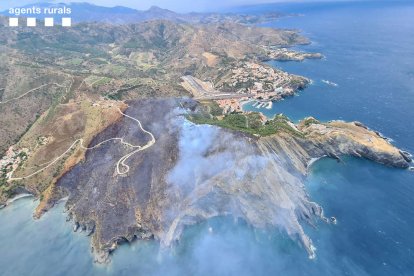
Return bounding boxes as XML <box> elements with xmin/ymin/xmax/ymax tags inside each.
<box><xmin>184</xmin><ymin>61</ymin><xmax>310</xmax><ymax>113</ymax></box>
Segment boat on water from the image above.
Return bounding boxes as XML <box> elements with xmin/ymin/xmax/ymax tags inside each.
<box><xmin>322</xmin><ymin>79</ymin><xmax>338</xmax><ymax>87</ymax></box>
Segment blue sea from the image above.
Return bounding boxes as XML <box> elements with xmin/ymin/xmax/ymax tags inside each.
<box><xmin>1</xmin><ymin>1</ymin><xmax>414</xmax><ymax>275</ymax></box>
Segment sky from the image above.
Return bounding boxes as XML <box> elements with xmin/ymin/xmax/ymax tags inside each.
<box><xmin>0</xmin><ymin>0</ymin><xmax>374</xmax><ymax>12</ymax></box>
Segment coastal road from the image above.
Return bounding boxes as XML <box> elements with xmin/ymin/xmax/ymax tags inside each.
<box><xmin>195</xmin><ymin>93</ymin><xmax>254</xmax><ymax>100</ymax></box>
<box><xmin>181</xmin><ymin>75</ymin><xmax>253</xmax><ymax>100</ymax></box>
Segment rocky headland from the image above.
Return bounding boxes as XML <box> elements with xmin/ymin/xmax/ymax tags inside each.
<box><xmin>52</xmin><ymin>99</ymin><xmax>411</xmax><ymax>263</ymax></box>
<box><xmin>263</xmin><ymin>47</ymin><xmax>324</xmax><ymax>62</ymax></box>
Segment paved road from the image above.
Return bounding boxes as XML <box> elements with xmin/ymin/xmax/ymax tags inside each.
<box><xmin>181</xmin><ymin>75</ymin><xmax>253</xmax><ymax>100</ymax></box>
<box><xmin>7</xmin><ymin>108</ymin><xmax>156</xmax><ymax>181</ymax></box>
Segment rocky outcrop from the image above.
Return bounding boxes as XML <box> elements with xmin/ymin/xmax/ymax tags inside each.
<box><xmin>263</xmin><ymin>48</ymin><xmax>324</xmax><ymax>62</ymax></box>
<box><xmin>296</xmin><ymin>119</ymin><xmax>410</xmax><ymax>169</ymax></box>
<box><xmin>259</xmin><ymin>118</ymin><xmax>410</xmax><ymax>180</ymax></box>
<box><xmin>56</xmin><ymin>99</ymin><xmax>411</xmax><ymax>263</ymax></box>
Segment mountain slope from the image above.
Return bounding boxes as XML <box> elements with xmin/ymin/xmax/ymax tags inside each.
<box><xmin>1</xmin><ymin>2</ymin><xmax>283</xmax><ymax>24</ymax></box>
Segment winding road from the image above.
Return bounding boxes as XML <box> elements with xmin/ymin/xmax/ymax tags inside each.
<box><xmin>7</xmin><ymin>108</ymin><xmax>156</xmax><ymax>182</ymax></box>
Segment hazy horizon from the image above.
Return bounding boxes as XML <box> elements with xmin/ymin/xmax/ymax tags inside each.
<box><xmin>0</xmin><ymin>0</ymin><xmax>386</xmax><ymax>12</ymax></box>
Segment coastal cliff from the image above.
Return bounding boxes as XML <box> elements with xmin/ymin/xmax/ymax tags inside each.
<box><xmin>55</xmin><ymin>99</ymin><xmax>410</xmax><ymax>262</ymax></box>
<box><xmin>260</xmin><ymin>117</ymin><xmax>410</xmax><ymax>175</ymax></box>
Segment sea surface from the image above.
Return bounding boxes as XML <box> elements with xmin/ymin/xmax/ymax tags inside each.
<box><xmin>1</xmin><ymin>1</ymin><xmax>414</xmax><ymax>275</ymax></box>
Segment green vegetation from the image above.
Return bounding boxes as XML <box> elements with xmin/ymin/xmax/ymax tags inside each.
<box><xmin>67</xmin><ymin>58</ymin><xmax>84</xmax><ymax>66</ymax></box>
<box><xmin>0</xmin><ymin>181</ymin><xmax>23</xmax><ymax>198</ymax></box>
<box><xmin>18</xmin><ymin>151</ymin><xmax>28</xmax><ymax>160</ymax></box>
<box><xmin>93</xmin><ymin>77</ymin><xmax>112</xmax><ymax>87</ymax></box>
<box><xmin>104</xmin><ymin>84</ymin><xmax>139</xmax><ymax>100</ymax></box>
<box><xmin>15</xmin><ymin>62</ymin><xmax>42</xmax><ymax>69</ymax></box>
<box><xmin>16</xmin><ymin>34</ymin><xmax>107</xmax><ymax>58</ymax></box>
<box><xmin>188</xmin><ymin>109</ymin><xmax>304</xmax><ymax>138</ymax></box>
<box><xmin>289</xmin><ymin>78</ymin><xmax>308</xmax><ymax>89</ymax></box>
<box><xmin>85</xmin><ymin>76</ymin><xmax>112</xmax><ymax>88</ymax></box>
<box><xmin>0</xmin><ymin>165</ymin><xmax>11</xmax><ymax>187</ymax></box>
<box><xmin>98</xmin><ymin>64</ymin><xmax>128</xmax><ymax>78</ymax></box>
<box><xmin>105</xmin><ymin>93</ymin><xmax>122</xmax><ymax>101</ymax></box>
<box><xmin>0</xmin><ymin>163</ymin><xmax>22</xmax><ymax>197</ymax></box>
<box><xmin>0</xmin><ymin>177</ymin><xmax>6</xmax><ymax>187</ymax></box>
<box><xmin>89</xmin><ymin>58</ymin><xmax>109</xmax><ymax>65</ymax></box>
<box><xmin>123</xmin><ymin>36</ymin><xmax>150</xmax><ymax>49</ymax></box>
<box><xmin>302</xmin><ymin>117</ymin><xmax>320</xmax><ymax>127</ymax></box>
<box><xmin>199</xmin><ymin>101</ymin><xmax>223</xmax><ymax>116</ymax></box>
<box><xmin>126</xmin><ymin>78</ymin><xmax>142</xmax><ymax>86</ymax></box>
<box><xmin>43</xmin><ymin>90</ymin><xmax>67</xmax><ymax>123</ymax></box>
<box><xmin>110</xmin><ymin>65</ymin><xmax>127</xmax><ymax>76</ymax></box>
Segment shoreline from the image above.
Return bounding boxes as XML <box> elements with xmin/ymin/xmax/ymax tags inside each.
<box><xmin>240</xmin><ymin>99</ymin><xmax>273</xmax><ymax>114</ymax></box>
<box><xmin>306</xmin><ymin>156</ymin><xmax>327</xmax><ymax>171</ymax></box>
<box><xmin>6</xmin><ymin>193</ymin><xmax>33</xmax><ymax>204</ymax></box>
<box><xmin>0</xmin><ymin>193</ymin><xmax>34</xmax><ymax>209</ymax></box>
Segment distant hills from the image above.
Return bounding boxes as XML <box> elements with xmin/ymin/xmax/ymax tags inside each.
<box><xmin>1</xmin><ymin>2</ymin><xmax>284</xmax><ymax>24</ymax></box>
<box><xmin>1</xmin><ymin>2</ymin><xmax>179</xmax><ymax>24</ymax></box>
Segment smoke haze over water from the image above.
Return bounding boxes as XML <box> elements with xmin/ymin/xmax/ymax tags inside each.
<box><xmin>158</xmin><ymin>116</ymin><xmax>325</xmax><ymax>262</ymax></box>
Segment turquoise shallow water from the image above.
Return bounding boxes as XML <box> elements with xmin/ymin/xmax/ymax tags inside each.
<box><xmin>0</xmin><ymin>199</ymin><xmax>94</xmax><ymax>275</ymax></box>
<box><xmin>1</xmin><ymin>1</ymin><xmax>414</xmax><ymax>275</ymax></box>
